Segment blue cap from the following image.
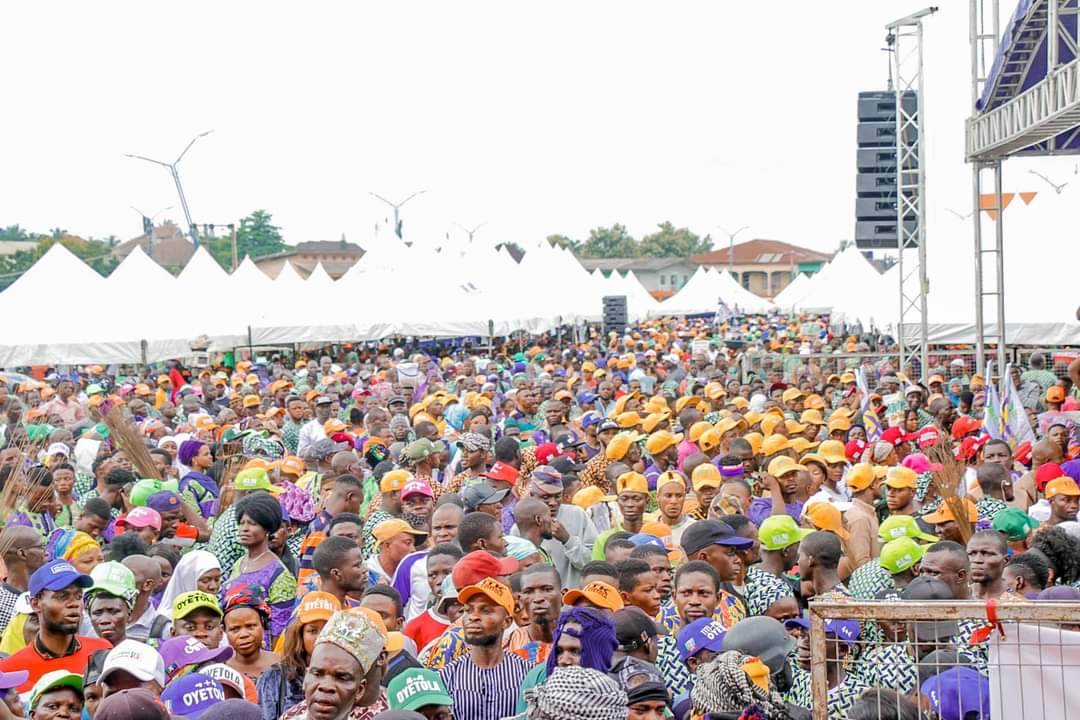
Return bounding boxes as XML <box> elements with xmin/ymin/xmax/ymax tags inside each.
<box><xmin>29</xmin><ymin>560</ymin><xmax>93</xmax><ymax>597</ymax></box>
<box><xmin>920</xmin><ymin>667</ymin><xmax>990</xmax><ymax>720</ymax></box>
<box><xmin>578</xmin><ymin>392</ymin><xmax>599</xmax><ymax>405</ymax></box>
<box><xmin>161</xmin><ymin>673</ymin><xmax>226</xmax><ymax>718</ymax></box>
<box><xmin>677</xmin><ymin>618</ymin><xmax>727</xmax><ymax>662</ymax></box>
<box><xmin>783</xmin><ymin>617</ymin><xmax>860</xmax><ymax>648</ymax></box>
<box><xmin>627</xmin><ymin>533</ymin><xmax>666</xmax><ymax>549</ymax></box>
<box><xmin>580</xmin><ymin>411</ymin><xmax>602</xmax><ymax>428</ymax></box>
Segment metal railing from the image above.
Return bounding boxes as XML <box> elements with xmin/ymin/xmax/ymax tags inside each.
<box><xmin>807</xmin><ymin>598</ymin><xmax>1080</xmax><ymax>720</ymax></box>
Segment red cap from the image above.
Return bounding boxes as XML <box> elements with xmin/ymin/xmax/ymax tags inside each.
<box><xmin>452</xmin><ymin>550</ymin><xmax>519</xmax><ymax>588</ymax></box>
<box><xmin>483</xmin><ymin>461</ymin><xmax>520</xmax><ymax>484</ymax></box>
<box><xmin>1013</xmin><ymin>441</ymin><xmax>1033</xmax><ymax>466</ymax></box>
<box><xmin>955</xmin><ymin>435</ymin><xmax>988</xmax><ymax>461</ymax></box>
<box><xmin>905</xmin><ymin>426</ymin><xmax>941</xmax><ymax>448</ymax></box>
<box><xmin>880</xmin><ymin>426</ymin><xmax>904</xmax><ymax>446</ymax></box>
<box><xmin>535</xmin><ymin>443</ymin><xmax>560</xmax><ymax>467</ymax></box>
<box><xmin>951</xmin><ymin>416</ymin><xmax>982</xmax><ymax>440</ymax></box>
<box><xmin>1035</xmin><ymin>462</ymin><xmax>1065</xmax><ymax>492</ymax></box>
<box><xmin>845</xmin><ymin>439</ymin><xmax>867</xmax><ymax>463</ymax></box>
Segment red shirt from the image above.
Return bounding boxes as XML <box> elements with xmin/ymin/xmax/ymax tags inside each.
<box><xmin>0</xmin><ymin>635</ymin><xmax>111</xmax><ymax>692</ymax></box>
<box><xmin>404</xmin><ymin>609</ymin><xmax>450</xmax><ymax>653</ymax></box>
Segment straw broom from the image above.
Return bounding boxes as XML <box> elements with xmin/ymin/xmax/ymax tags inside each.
<box><xmin>925</xmin><ymin>436</ymin><xmax>974</xmax><ymax>544</ymax></box>
<box><xmin>100</xmin><ymin>403</ymin><xmax>161</xmax><ymax>481</ymax></box>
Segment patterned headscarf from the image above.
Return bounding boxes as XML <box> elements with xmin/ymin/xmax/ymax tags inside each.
<box><xmin>279</xmin><ymin>481</ymin><xmax>315</xmax><ymax>523</ymax></box>
<box><xmin>47</xmin><ymin>528</ymin><xmax>98</xmax><ymax>563</ymax></box>
<box><xmin>221</xmin><ymin>583</ymin><xmax>272</xmax><ymax>627</ymax></box>
<box><xmin>522</xmin><ymin>667</ymin><xmax>628</xmax><ymax>720</ymax></box>
<box><xmin>691</xmin><ymin>651</ymin><xmax>792</xmax><ymax>719</ymax></box>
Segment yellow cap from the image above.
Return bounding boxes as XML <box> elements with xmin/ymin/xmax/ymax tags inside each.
<box><xmin>616</xmin><ymin>472</ymin><xmax>649</xmax><ymax>495</ymax></box>
<box><xmin>767</xmin><ymin>456</ymin><xmax>806</xmax><ymax>477</ymax></box>
<box><xmin>691</xmin><ymin>463</ymin><xmax>723</xmax><ymax>492</ymax></box>
<box><xmin>644</xmin><ymin>430</ymin><xmax>682</xmax><ymax>456</ymax></box>
<box><xmin>605</xmin><ymin>433</ymin><xmax>635</xmax><ymax>461</ymax></box>
<box><xmin>817</xmin><ymin>440</ymin><xmax>847</xmax><ymax>465</ymax></box>
<box><xmin>743</xmin><ymin>432</ymin><xmax>763</xmax><ymax>455</ymax></box>
<box><xmin>761</xmin><ymin>434</ymin><xmax>791</xmax><ymax>456</ymax></box>
<box><xmin>688</xmin><ymin>421</ymin><xmax>713</xmax><ymax>443</ymax></box>
<box><xmin>846</xmin><ymin>463</ymin><xmax>877</xmax><ymax>492</ymax></box>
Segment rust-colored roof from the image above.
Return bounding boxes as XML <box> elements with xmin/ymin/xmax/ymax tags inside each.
<box><xmin>111</xmin><ymin>223</ymin><xmax>195</xmax><ymax>267</ymax></box>
<box><xmin>691</xmin><ymin>238</ymin><xmax>832</xmax><ymax>266</ymax></box>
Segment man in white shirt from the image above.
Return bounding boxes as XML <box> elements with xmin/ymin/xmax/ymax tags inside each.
<box><xmin>297</xmin><ymin>395</ymin><xmax>333</xmax><ymax>456</ymax></box>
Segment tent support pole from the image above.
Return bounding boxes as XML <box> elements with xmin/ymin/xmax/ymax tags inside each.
<box><xmin>140</xmin><ymin>340</ymin><xmax>148</xmax><ymax>367</ymax></box>
<box><xmin>487</xmin><ymin>320</ymin><xmax>494</xmax><ymax>354</ymax></box>
<box><xmin>247</xmin><ymin>326</ymin><xmax>253</xmax><ymax>362</ymax></box>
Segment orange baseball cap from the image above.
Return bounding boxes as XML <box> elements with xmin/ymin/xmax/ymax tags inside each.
<box><xmin>562</xmin><ymin>581</ymin><xmax>624</xmax><ymax>612</ymax></box>
<box><xmin>280</xmin><ymin>456</ymin><xmax>305</xmax><ymax>477</ymax></box>
<box><xmin>297</xmin><ymin>591</ymin><xmax>342</xmax><ymax>624</ymax></box>
<box><xmin>1046</xmin><ymin>386</ymin><xmax>1066</xmax><ymax>404</ymax></box>
<box><xmin>922</xmin><ymin>497</ymin><xmax>978</xmax><ymax>524</ymax></box>
<box><xmin>845</xmin><ymin>463</ymin><xmax>877</xmax><ymax>492</ymax></box>
<box><xmin>324</xmin><ymin>418</ymin><xmax>347</xmax><ymax>434</ymax></box>
<box><xmin>242</xmin><ymin>394</ymin><xmax>261</xmax><ymax>408</ymax></box>
<box><xmin>457</xmin><ymin>577</ymin><xmax>515</xmax><ymax>616</ymax></box>
<box><xmin>1046</xmin><ymin>477</ymin><xmax>1080</xmax><ymax>499</ymax></box>
<box><xmin>803</xmin><ymin>502</ymin><xmax>850</xmax><ymax>540</ymax></box>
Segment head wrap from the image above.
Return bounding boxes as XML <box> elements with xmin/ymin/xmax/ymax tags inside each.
<box><xmin>221</xmin><ymin>583</ymin><xmax>271</xmax><ymax>625</ymax></box>
<box><xmin>156</xmin><ymin>550</ymin><xmax>221</xmax><ymax>622</ymax></box>
<box><xmin>545</xmin><ymin>607</ymin><xmax>618</xmax><ymax>675</ymax></box>
<box><xmin>522</xmin><ymin>667</ymin><xmax>628</xmax><ymax>720</ymax></box>
<box><xmin>363</xmin><ymin>438</ymin><xmax>389</xmax><ymax>467</ymax></box>
<box><xmin>503</xmin><ymin>536</ymin><xmax>541</xmax><ymax>563</ymax></box>
<box><xmin>691</xmin><ymin>651</ymin><xmax>789</xmax><ymax>717</ymax></box>
<box><xmin>47</xmin><ymin>528</ymin><xmax>98</xmax><ymax>563</ymax></box>
<box><xmin>178</xmin><ymin>439</ymin><xmax>205</xmax><ymax>467</ymax></box>
<box><xmin>458</xmin><ymin>432</ymin><xmax>491</xmax><ymax>453</ymax></box>
<box><xmin>279</xmin><ymin>481</ymin><xmax>315</xmax><ymax>523</ymax></box>
<box><xmin>531</xmin><ymin>466</ymin><xmax>564</xmax><ymax>494</ymax></box>
<box><xmin>444</xmin><ymin>404</ymin><xmax>469</xmax><ymax>432</ymax></box>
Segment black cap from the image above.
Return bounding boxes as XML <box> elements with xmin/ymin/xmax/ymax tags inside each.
<box><xmin>614</xmin><ymin>608</ymin><xmax>658</xmax><ymax>650</ymax></box>
<box><xmin>680</xmin><ymin>519</ymin><xmax>753</xmax><ymax>556</ymax></box>
<box><xmin>598</xmin><ymin>419</ymin><xmax>621</xmax><ymax>433</ymax></box>
<box><xmin>84</xmin><ymin>648</ymin><xmax>111</xmax><ymax>686</ymax></box>
<box><xmin>388</xmin><ymin>394</ymin><xmax>407</xmax><ymax>405</ymax></box>
<box><xmin>462</xmin><ymin>481</ymin><xmax>510</xmax><ymax>511</ymax></box>
<box><xmin>549</xmin><ymin>456</ymin><xmax>584</xmax><ymax>474</ymax></box>
<box><xmin>901</xmin><ymin>577</ymin><xmax>958</xmax><ymax>640</ymax></box>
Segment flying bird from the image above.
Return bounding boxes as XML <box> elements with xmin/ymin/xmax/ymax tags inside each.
<box><xmin>1028</xmin><ymin>169</ymin><xmax>1069</xmax><ymax>194</ymax></box>
<box><xmin>945</xmin><ymin>208</ymin><xmax>973</xmax><ymax>220</ymax></box>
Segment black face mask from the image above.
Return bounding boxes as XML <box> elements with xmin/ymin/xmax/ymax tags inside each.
<box><xmin>772</xmin><ymin>663</ymin><xmax>794</xmax><ymax>693</ymax></box>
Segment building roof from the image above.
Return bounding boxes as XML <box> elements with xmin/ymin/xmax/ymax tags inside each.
<box><xmin>577</xmin><ymin>256</ymin><xmax>693</xmax><ymax>272</ymax></box>
<box><xmin>691</xmin><ymin>239</ymin><xmax>832</xmax><ymax>266</ymax></box>
<box><xmin>111</xmin><ymin>223</ymin><xmax>195</xmax><ymax>267</ymax></box>
<box><xmin>0</xmin><ymin>240</ymin><xmax>40</xmax><ymax>257</ymax></box>
<box><xmin>253</xmin><ymin>239</ymin><xmax>365</xmax><ymax>263</ymax></box>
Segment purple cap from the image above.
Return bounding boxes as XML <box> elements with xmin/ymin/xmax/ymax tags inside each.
<box><xmin>147</xmin><ymin>491</ymin><xmax>181</xmax><ymax>513</ymax></box>
<box><xmin>161</xmin><ymin>673</ymin><xmax>226</xmax><ymax>718</ymax></box>
<box><xmin>920</xmin><ymin>667</ymin><xmax>990</xmax><ymax>720</ymax></box>
<box><xmin>159</xmin><ymin>637</ymin><xmax>233</xmax><ymax>680</ymax></box>
<box><xmin>783</xmin><ymin>618</ymin><xmax>861</xmax><ymax>648</ymax></box>
<box><xmin>0</xmin><ymin>670</ymin><xmax>28</xmax><ymax>691</ymax></box>
<box><xmin>677</xmin><ymin>618</ymin><xmax>727</xmax><ymax>662</ymax></box>
<box><xmin>580</xmin><ymin>411</ymin><xmax>602</xmax><ymax>429</ymax></box>
<box><xmin>29</xmin><ymin>559</ymin><xmax>93</xmax><ymax>596</ymax></box>
<box><xmin>577</xmin><ymin>391</ymin><xmax>599</xmax><ymax>405</ymax></box>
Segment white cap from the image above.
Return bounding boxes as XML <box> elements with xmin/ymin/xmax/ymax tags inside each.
<box><xmin>100</xmin><ymin>639</ymin><xmax>166</xmax><ymax>687</ymax></box>
<box><xmin>200</xmin><ymin>663</ymin><xmax>245</xmax><ymax>695</ymax></box>
<box><xmin>46</xmin><ymin>443</ymin><xmax>70</xmax><ymax>457</ymax></box>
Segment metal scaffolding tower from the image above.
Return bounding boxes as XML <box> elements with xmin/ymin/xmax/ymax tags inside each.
<box><xmin>967</xmin><ymin>0</ymin><xmax>1080</xmax><ymax>376</ymax></box>
<box><xmin>889</xmin><ymin>8</ymin><xmax>936</xmax><ymax>381</ymax></box>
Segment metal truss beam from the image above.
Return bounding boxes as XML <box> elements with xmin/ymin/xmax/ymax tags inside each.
<box><xmin>890</xmin><ymin>9</ymin><xmax>932</xmax><ymax>381</ymax></box>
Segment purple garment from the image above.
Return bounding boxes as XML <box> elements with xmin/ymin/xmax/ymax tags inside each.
<box><xmin>1061</xmin><ymin>459</ymin><xmax>1080</xmax><ymax>486</ymax></box>
<box><xmin>222</xmin><ymin>561</ymin><xmax>290</xmax><ymax>644</ymax></box>
<box><xmin>747</xmin><ymin>497</ymin><xmax>804</xmax><ymax>529</ymax></box>
<box><xmin>642</xmin><ymin>462</ymin><xmax>661</xmax><ymax>490</ymax></box>
<box><xmin>501</xmin><ymin>496</ymin><xmax>517</xmax><ymax>533</ymax></box>
<box><xmin>391</xmin><ymin>550</ymin><xmax>428</xmax><ymax>610</ymax></box>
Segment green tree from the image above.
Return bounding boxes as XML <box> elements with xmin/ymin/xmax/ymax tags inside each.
<box><xmin>0</xmin><ymin>233</ymin><xmax>118</xmax><ymax>289</ymax></box>
<box><xmin>208</xmin><ymin>209</ymin><xmax>287</xmax><ymax>268</ymax></box>
<box><xmin>638</xmin><ymin>222</ymin><xmax>713</xmax><ymax>257</ymax></box>
<box><xmin>0</xmin><ymin>225</ymin><xmax>32</xmax><ymax>242</ymax></box>
<box><xmin>546</xmin><ymin>234</ymin><xmax>581</xmax><ymax>252</ymax></box>
<box><xmin>579</xmin><ymin>224</ymin><xmax>639</xmax><ymax>258</ymax></box>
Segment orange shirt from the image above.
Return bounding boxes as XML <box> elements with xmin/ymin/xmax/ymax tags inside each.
<box><xmin>0</xmin><ymin>635</ymin><xmax>112</xmax><ymax>692</ymax></box>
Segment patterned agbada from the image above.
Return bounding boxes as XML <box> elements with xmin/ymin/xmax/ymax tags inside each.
<box><xmin>655</xmin><ymin>634</ymin><xmax>691</xmax><ymax>696</ymax></box>
<box><xmin>444</xmin><ymin>467</ymin><xmax>481</xmax><ymax>495</ymax></box>
<box><xmin>655</xmin><ymin>591</ymin><xmax>746</xmax><ymax>636</ymax></box>
<box><xmin>578</xmin><ymin>452</ymin><xmax>611</xmax><ymax>491</ymax></box>
<box><xmin>281</xmin><ymin>418</ymin><xmax>303</xmax><ymax>455</ymax></box>
<box><xmin>743</xmin><ymin>565</ymin><xmax>794</xmax><ymax>616</ymax></box>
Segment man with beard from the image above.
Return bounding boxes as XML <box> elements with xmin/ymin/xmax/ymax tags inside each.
<box><xmin>0</xmin><ymin>560</ymin><xmax>109</xmax><ymax>692</ymax></box>
<box><xmin>313</xmin><ymin>537</ymin><xmax>370</xmax><ymax>607</ymax></box>
<box><xmin>511</xmin><ymin>564</ymin><xmax>563</xmax><ymax>664</ymax></box>
<box><xmin>524</xmin><ymin>467</ymin><xmax>597</xmax><ymax>589</ymax></box>
<box><xmin>438</xmin><ymin>577</ymin><xmax>530</xmax><ymax>720</ymax></box>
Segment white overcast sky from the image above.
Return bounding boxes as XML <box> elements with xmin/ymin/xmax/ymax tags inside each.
<box><xmin>2</xmin><ymin>1</ymin><xmax>1077</xmax><ymax>256</ymax></box>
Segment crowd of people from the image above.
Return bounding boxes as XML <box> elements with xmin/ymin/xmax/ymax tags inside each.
<box><xmin>0</xmin><ymin>316</ymin><xmax>1076</xmax><ymax>720</ymax></box>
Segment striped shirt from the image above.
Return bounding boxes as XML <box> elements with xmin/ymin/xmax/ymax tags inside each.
<box><xmin>438</xmin><ymin>651</ymin><xmax>531</xmax><ymax>720</ymax></box>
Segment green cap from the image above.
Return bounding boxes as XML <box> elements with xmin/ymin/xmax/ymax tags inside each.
<box><xmin>85</xmin><ymin>384</ymin><xmax>104</xmax><ymax>396</ymax></box>
<box><xmin>757</xmin><ymin>515</ymin><xmax>813</xmax><ymax>551</ymax></box>
<box><xmin>234</xmin><ymin>467</ymin><xmax>282</xmax><ymax>494</ymax></box>
<box><xmin>28</xmin><ymin>670</ymin><xmax>83</xmax><ymax>713</ymax></box>
<box><xmin>879</xmin><ymin>537</ymin><xmax>928</xmax><ymax>575</ymax></box>
<box><xmin>94</xmin><ymin>422</ymin><xmax>110</xmax><ymax>438</ymax></box>
<box><xmin>387</xmin><ymin>668</ymin><xmax>453</xmax><ymax>711</ymax></box>
<box><xmin>86</xmin><ymin>561</ymin><xmax>136</xmax><ymax>605</ymax></box>
<box><xmin>991</xmin><ymin>508</ymin><xmax>1040</xmax><ymax>542</ymax></box>
<box><xmin>877</xmin><ymin>514</ymin><xmax>938</xmax><ymax>543</ymax></box>
<box><xmin>26</xmin><ymin>424</ymin><xmax>57</xmax><ymax>443</ymax></box>
<box><xmin>129</xmin><ymin>478</ymin><xmax>179</xmax><ymax>507</ymax></box>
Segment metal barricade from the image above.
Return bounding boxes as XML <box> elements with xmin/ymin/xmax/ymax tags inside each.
<box><xmin>738</xmin><ymin>350</ymin><xmax>997</xmax><ymax>387</ymax></box>
<box><xmin>807</xmin><ymin>599</ymin><xmax>1080</xmax><ymax>720</ymax></box>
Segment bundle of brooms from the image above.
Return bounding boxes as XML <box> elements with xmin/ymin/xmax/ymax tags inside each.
<box><xmin>100</xmin><ymin>403</ymin><xmax>161</xmax><ymax>481</ymax></box>
<box><xmin>924</xmin><ymin>434</ymin><xmax>974</xmax><ymax>544</ymax></box>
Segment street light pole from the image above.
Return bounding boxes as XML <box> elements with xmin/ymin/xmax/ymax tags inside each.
<box><xmin>453</xmin><ymin>221</ymin><xmax>487</xmax><ymax>243</ymax></box>
<box><xmin>718</xmin><ymin>225</ymin><xmax>750</xmax><ymax>276</ymax></box>
<box><xmin>129</xmin><ymin>205</ymin><xmax>173</xmax><ymax>260</ymax></box>
<box><xmin>370</xmin><ymin>190</ymin><xmax>427</xmax><ymax>243</ymax></box>
<box><xmin>125</xmin><ymin>130</ymin><xmax>213</xmax><ymax>248</ymax></box>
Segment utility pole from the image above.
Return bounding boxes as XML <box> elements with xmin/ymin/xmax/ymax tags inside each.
<box><xmin>454</xmin><ymin>221</ymin><xmax>487</xmax><ymax>243</ymax></box>
<box><xmin>370</xmin><ymin>190</ymin><xmax>427</xmax><ymax>243</ymax></box>
<box><xmin>717</xmin><ymin>225</ymin><xmax>750</xmax><ymax>276</ymax></box>
<box><xmin>129</xmin><ymin>205</ymin><xmax>173</xmax><ymax>260</ymax></box>
<box><xmin>201</xmin><ymin>223</ymin><xmax>239</xmax><ymax>271</ymax></box>
<box><xmin>125</xmin><ymin>131</ymin><xmax>213</xmax><ymax>248</ymax></box>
